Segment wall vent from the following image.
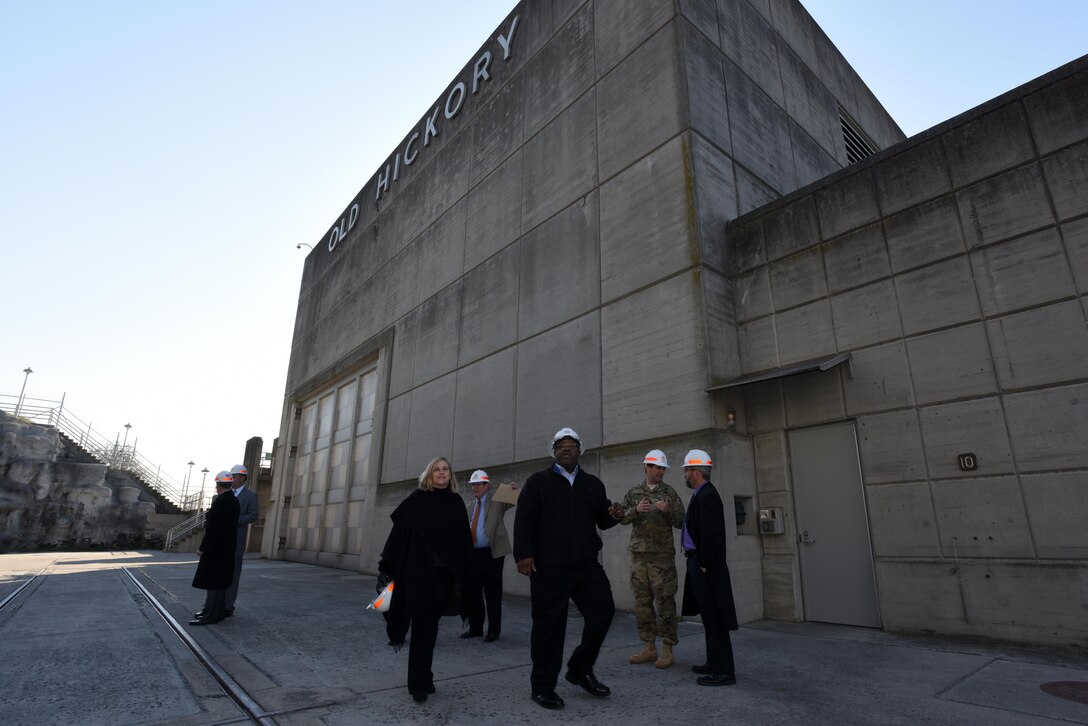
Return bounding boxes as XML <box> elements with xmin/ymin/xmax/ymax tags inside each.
<box><xmin>840</xmin><ymin>111</ymin><xmax>876</xmax><ymax>164</ymax></box>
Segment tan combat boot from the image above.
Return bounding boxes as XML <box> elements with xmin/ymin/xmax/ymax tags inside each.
<box><xmin>629</xmin><ymin>640</ymin><xmax>657</xmax><ymax>664</ymax></box>
<box><xmin>655</xmin><ymin>642</ymin><xmax>674</xmax><ymax>669</ymax></box>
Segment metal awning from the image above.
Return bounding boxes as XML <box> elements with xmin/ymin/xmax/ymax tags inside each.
<box><xmin>706</xmin><ymin>352</ymin><xmax>852</xmax><ymax>391</ymax></box>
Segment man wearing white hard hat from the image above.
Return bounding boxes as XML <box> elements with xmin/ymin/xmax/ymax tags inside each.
<box><xmin>618</xmin><ymin>449</ymin><xmax>686</xmax><ymax>669</ymax></box>
<box><xmin>679</xmin><ymin>450</ymin><xmax>738</xmax><ymax>686</ymax></box>
<box><xmin>462</xmin><ymin>469</ymin><xmax>516</xmax><ymax>642</ymax></box>
<box><xmin>513</xmin><ymin>427</ymin><xmax>625</xmax><ymax>710</ymax></box>
<box><xmin>225</xmin><ymin>463</ymin><xmax>259</xmax><ymax>616</ymax></box>
<box><xmin>191</xmin><ymin>471</ymin><xmax>240</xmax><ymax>625</ymax></box>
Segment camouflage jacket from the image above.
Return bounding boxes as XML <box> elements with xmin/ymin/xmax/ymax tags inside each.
<box><xmin>620</xmin><ymin>481</ymin><xmax>686</xmax><ymax>555</ymax></box>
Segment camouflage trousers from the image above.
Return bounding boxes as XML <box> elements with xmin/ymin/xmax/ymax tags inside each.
<box><xmin>630</xmin><ymin>553</ymin><xmax>679</xmax><ymax>645</ymax></box>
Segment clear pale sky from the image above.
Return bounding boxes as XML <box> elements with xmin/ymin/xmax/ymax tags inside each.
<box><xmin>2</xmin><ymin>1</ymin><xmax>1085</xmax><ymax>501</ymax></box>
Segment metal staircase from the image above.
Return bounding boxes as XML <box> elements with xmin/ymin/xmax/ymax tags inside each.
<box><xmin>1</xmin><ymin>393</ymin><xmax>192</xmax><ymax>511</ymax></box>
<box><xmin>164</xmin><ymin>510</ymin><xmax>207</xmax><ymax>551</ymax></box>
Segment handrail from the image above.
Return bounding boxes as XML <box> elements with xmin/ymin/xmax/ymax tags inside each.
<box><xmin>164</xmin><ymin>511</ymin><xmax>207</xmax><ymax>551</ymax></box>
<box><xmin>1</xmin><ymin>393</ymin><xmax>191</xmax><ymax>508</ymax></box>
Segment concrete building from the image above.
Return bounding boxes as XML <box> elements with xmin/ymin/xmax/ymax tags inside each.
<box><xmin>263</xmin><ymin>0</ymin><xmax>1088</xmax><ymax>647</ymax></box>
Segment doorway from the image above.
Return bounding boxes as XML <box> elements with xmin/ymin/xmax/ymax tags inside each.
<box><xmin>788</xmin><ymin>421</ymin><xmax>881</xmax><ymax>628</ymax></box>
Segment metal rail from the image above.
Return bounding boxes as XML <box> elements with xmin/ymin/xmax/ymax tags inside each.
<box><xmin>122</xmin><ymin>567</ymin><xmax>277</xmax><ymax>725</ymax></box>
<box><xmin>0</xmin><ymin>568</ymin><xmax>46</xmax><ymax>611</ymax></box>
<box><xmin>163</xmin><ymin>510</ymin><xmax>207</xmax><ymax>551</ymax></box>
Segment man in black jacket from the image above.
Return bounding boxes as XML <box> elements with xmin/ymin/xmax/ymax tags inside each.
<box><xmin>190</xmin><ymin>472</ymin><xmax>240</xmax><ymax>626</ymax></box>
<box><xmin>513</xmin><ymin>427</ymin><xmax>624</xmax><ymax>710</ymax></box>
<box><xmin>679</xmin><ymin>449</ymin><xmax>739</xmax><ymax>686</ymax></box>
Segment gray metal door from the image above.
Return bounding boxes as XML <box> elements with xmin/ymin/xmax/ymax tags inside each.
<box><xmin>788</xmin><ymin>422</ymin><xmax>881</xmax><ymax>628</ymax></box>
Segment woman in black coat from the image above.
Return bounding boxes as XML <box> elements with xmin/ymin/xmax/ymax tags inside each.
<box><xmin>191</xmin><ymin>473</ymin><xmax>240</xmax><ymax>626</ymax></box>
<box><xmin>378</xmin><ymin>457</ymin><xmax>472</xmax><ymax>703</ymax></box>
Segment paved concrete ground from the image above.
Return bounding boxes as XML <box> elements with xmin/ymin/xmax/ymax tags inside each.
<box><xmin>1</xmin><ymin>551</ymin><xmax>1085</xmax><ymax>725</ymax></box>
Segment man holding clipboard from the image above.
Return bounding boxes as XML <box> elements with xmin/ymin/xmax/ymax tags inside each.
<box><xmin>462</xmin><ymin>470</ymin><xmax>518</xmax><ymax>642</ymax></box>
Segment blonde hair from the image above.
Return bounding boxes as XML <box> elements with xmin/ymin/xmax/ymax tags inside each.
<box><xmin>418</xmin><ymin>457</ymin><xmax>459</xmax><ymax>493</ymax></box>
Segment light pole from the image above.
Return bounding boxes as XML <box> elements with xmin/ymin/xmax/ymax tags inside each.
<box><xmin>297</xmin><ymin>242</ymin><xmax>313</xmax><ymax>250</ymax></box>
<box><xmin>183</xmin><ymin>460</ymin><xmax>195</xmax><ymax>505</ymax></box>
<box><xmin>121</xmin><ymin>423</ymin><xmax>132</xmax><ymax>464</ymax></box>
<box><xmin>200</xmin><ymin>467</ymin><xmax>209</xmax><ymax>502</ymax></box>
<box><xmin>14</xmin><ymin>367</ymin><xmax>33</xmax><ymax>417</ymax></box>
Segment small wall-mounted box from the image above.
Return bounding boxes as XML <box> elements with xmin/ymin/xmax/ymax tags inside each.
<box><xmin>758</xmin><ymin>507</ymin><xmax>785</xmax><ymax>535</ymax></box>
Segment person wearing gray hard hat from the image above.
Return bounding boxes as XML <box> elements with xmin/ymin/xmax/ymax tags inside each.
<box><xmin>513</xmin><ymin>427</ymin><xmax>625</xmax><ymax>710</ymax></box>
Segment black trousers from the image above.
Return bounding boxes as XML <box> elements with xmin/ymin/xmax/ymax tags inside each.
<box><xmin>467</xmin><ymin>547</ymin><xmax>505</xmax><ymax>635</ymax></box>
<box><xmin>406</xmin><ymin>568</ymin><xmax>453</xmax><ymax>696</ymax></box>
<box><xmin>686</xmin><ymin>556</ymin><xmax>735</xmax><ymax>676</ymax></box>
<box><xmin>529</xmin><ymin>561</ymin><xmax>615</xmax><ymax>693</ymax></box>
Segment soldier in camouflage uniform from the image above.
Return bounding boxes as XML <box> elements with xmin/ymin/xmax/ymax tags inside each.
<box><xmin>618</xmin><ymin>449</ymin><xmax>685</xmax><ymax>668</ymax></box>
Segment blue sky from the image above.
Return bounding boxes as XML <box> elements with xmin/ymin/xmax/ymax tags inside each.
<box><xmin>2</xmin><ymin>1</ymin><xmax>1085</xmax><ymax>500</ymax></box>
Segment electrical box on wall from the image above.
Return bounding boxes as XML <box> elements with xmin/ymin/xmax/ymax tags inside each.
<box><xmin>758</xmin><ymin>507</ymin><xmax>785</xmax><ymax>535</ymax></box>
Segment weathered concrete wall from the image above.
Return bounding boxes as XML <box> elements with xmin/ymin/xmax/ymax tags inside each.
<box><xmin>0</xmin><ymin>413</ymin><xmax>177</xmax><ymax>551</ymax></box>
<box><xmin>269</xmin><ymin>0</ymin><xmax>899</xmax><ymax>622</ymax></box>
<box><xmin>729</xmin><ymin>55</ymin><xmax>1088</xmax><ymax>645</ymax></box>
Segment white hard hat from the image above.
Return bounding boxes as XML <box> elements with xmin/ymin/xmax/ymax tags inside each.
<box><xmin>469</xmin><ymin>469</ymin><xmax>489</xmax><ymax>484</ymax></box>
<box><xmin>643</xmin><ymin>449</ymin><xmax>669</xmax><ymax>468</ymax></box>
<box><xmin>682</xmin><ymin>449</ymin><xmax>713</xmax><ymax>468</ymax></box>
<box><xmin>550</xmin><ymin>427</ymin><xmax>583</xmax><ymax>454</ymax></box>
<box><xmin>214</xmin><ymin>470</ymin><xmax>233</xmax><ymax>484</ymax></box>
<box><xmin>230</xmin><ymin>464</ymin><xmax>247</xmax><ymax>476</ymax></box>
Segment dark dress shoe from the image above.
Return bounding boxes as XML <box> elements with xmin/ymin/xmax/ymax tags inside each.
<box><xmin>460</xmin><ymin>630</ymin><xmax>482</xmax><ymax>639</ymax></box>
<box><xmin>564</xmin><ymin>671</ymin><xmax>611</xmax><ymax>697</ymax></box>
<box><xmin>691</xmin><ymin>663</ymin><xmax>712</xmax><ymax>675</ymax></box>
<box><xmin>697</xmin><ymin>673</ymin><xmax>737</xmax><ymax>686</ymax></box>
<box><xmin>531</xmin><ymin>691</ymin><xmax>564</xmax><ymax>709</ymax></box>
<box><xmin>484</xmin><ymin>633</ymin><xmax>499</xmax><ymax>642</ymax></box>
<box><xmin>188</xmin><ymin>618</ymin><xmax>219</xmax><ymax>626</ymax></box>
<box><xmin>412</xmin><ymin>693</ymin><xmax>427</xmax><ymax>703</ymax></box>
<box><xmin>193</xmin><ymin>609</ymin><xmax>206</xmax><ymax>618</ymax></box>
<box><xmin>224</xmin><ymin>609</ymin><xmax>234</xmax><ymax>617</ymax></box>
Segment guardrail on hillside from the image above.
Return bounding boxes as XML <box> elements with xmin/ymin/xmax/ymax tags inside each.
<box><xmin>1</xmin><ymin>393</ymin><xmax>190</xmax><ymax>508</ymax></box>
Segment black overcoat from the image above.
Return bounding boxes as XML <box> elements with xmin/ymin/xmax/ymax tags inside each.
<box><xmin>680</xmin><ymin>481</ymin><xmax>739</xmax><ymax>630</ymax></box>
<box><xmin>192</xmin><ymin>491</ymin><xmax>240</xmax><ymax>590</ymax></box>
<box><xmin>378</xmin><ymin>488</ymin><xmax>472</xmax><ymax>644</ymax></box>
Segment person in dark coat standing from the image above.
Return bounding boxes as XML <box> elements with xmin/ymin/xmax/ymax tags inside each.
<box><xmin>190</xmin><ymin>472</ymin><xmax>240</xmax><ymax>626</ymax></box>
<box><xmin>679</xmin><ymin>449</ymin><xmax>739</xmax><ymax>686</ymax></box>
<box><xmin>513</xmin><ymin>427</ymin><xmax>625</xmax><ymax>710</ymax></box>
<box><xmin>377</xmin><ymin>457</ymin><xmax>472</xmax><ymax>703</ymax></box>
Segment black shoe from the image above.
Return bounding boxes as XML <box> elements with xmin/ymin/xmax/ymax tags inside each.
<box><xmin>460</xmin><ymin>630</ymin><xmax>482</xmax><ymax>639</ymax></box>
<box><xmin>427</xmin><ymin>684</ymin><xmax>436</xmax><ymax>694</ymax></box>
<box><xmin>188</xmin><ymin>617</ymin><xmax>219</xmax><ymax>626</ymax></box>
<box><xmin>564</xmin><ymin>670</ymin><xmax>611</xmax><ymax>697</ymax></box>
<box><xmin>224</xmin><ymin>608</ymin><xmax>234</xmax><ymax>617</ymax></box>
<box><xmin>697</xmin><ymin>673</ymin><xmax>737</xmax><ymax>686</ymax></box>
<box><xmin>691</xmin><ymin>663</ymin><xmax>712</xmax><ymax>675</ymax></box>
<box><xmin>412</xmin><ymin>693</ymin><xmax>427</xmax><ymax>703</ymax></box>
<box><xmin>531</xmin><ymin>691</ymin><xmax>564</xmax><ymax>709</ymax></box>
<box><xmin>484</xmin><ymin>633</ymin><xmax>499</xmax><ymax>642</ymax></box>
<box><xmin>193</xmin><ymin>609</ymin><xmax>206</xmax><ymax>618</ymax></box>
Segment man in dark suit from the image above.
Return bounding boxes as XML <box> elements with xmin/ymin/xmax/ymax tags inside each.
<box><xmin>513</xmin><ymin>427</ymin><xmax>625</xmax><ymax>710</ymax></box>
<box><xmin>462</xmin><ymin>469</ymin><xmax>516</xmax><ymax>642</ymax></box>
<box><xmin>225</xmin><ymin>463</ymin><xmax>259</xmax><ymax>616</ymax></box>
<box><xmin>679</xmin><ymin>449</ymin><xmax>739</xmax><ymax>686</ymax></box>
<box><xmin>190</xmin><ymin>471</ymin><xmax>240</xmax><ymax>625</ymax></box>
